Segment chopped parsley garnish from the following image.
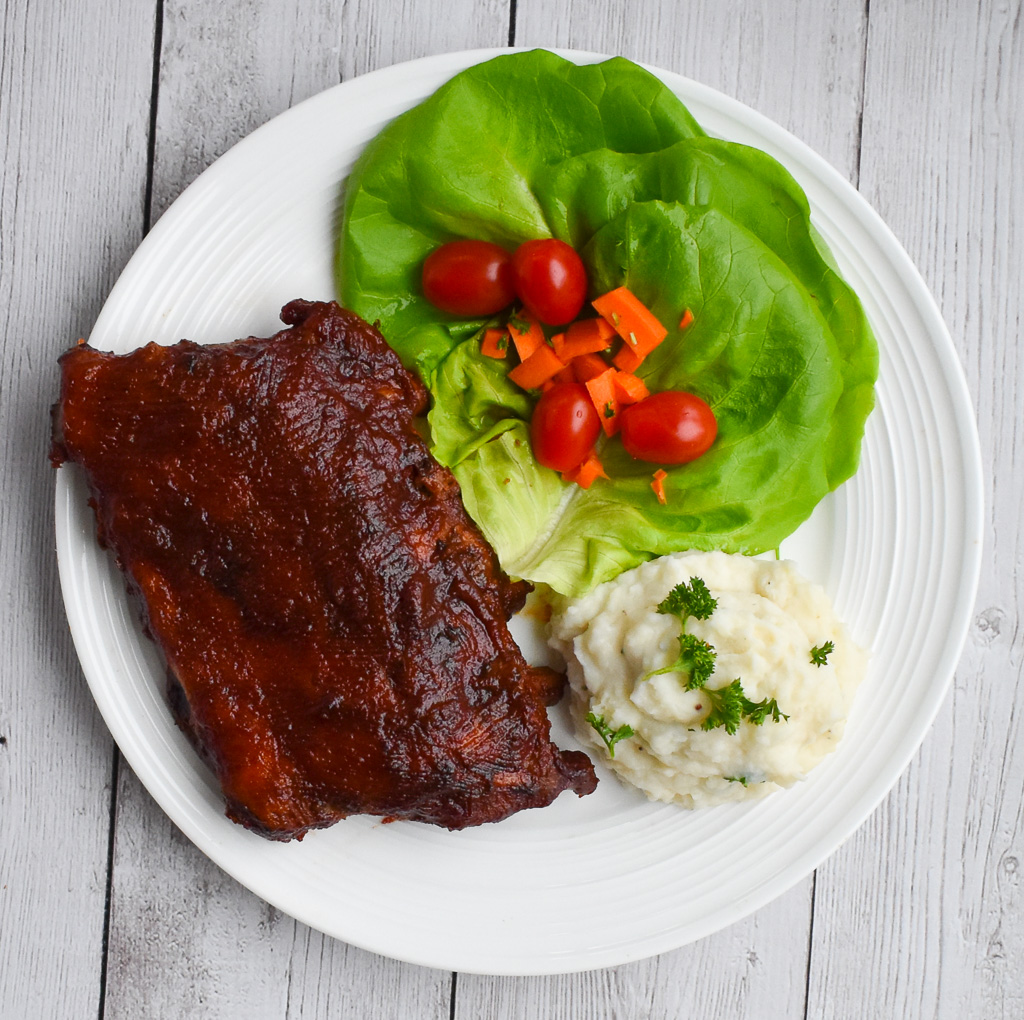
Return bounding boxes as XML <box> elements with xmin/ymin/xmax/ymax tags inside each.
<box><xmin>604</xmin><ymin>402</ymin><xmax>615</xmax><ymax>418</ymax></box>
<box><xmin>646</xmin><ymin>576</ymin><xmax>788</xmax><ymax>733</ymax></box>
<box><xmin>665</xmin><ymin>633</ymin><xmax>717</xmax><ymax>688</ymax></box>
<box><xmin>810</xmin><ymin>640</ymin><xmax>835</xmax><ymax>667</ymax></box>
<box><xmin>509</xmin><ymin>311</ymin><xmax>531</xmax><ymax>334</ymax></box>
<box><xmin>586</xmin><ymin>713</ymin><xmax>634</xmax><ymax>757</ymax></box>
<box><xmin>700</xmin><ymin>680</ymin><xmax>746</xmax><ymax>733</ymax></box>
<box><xmin>496</xmin><ymin>337</ymin><xmax>508</xmax><ymax>351</ymax></box>
<box><xmin>724</xmin><ymin>775</ymin><xmax>748</xmax><ymax>786</ymax></box>
<box><xmin>643</xmin><ymin>578</ymin><xmax>718</xmax><ymax>686</ymax></box>
<box><xmin>657</xmin><ymin>576</ymin><xmax>717</xmax><ymax>622</ymax></box>
<box><xmin>700</xmin><ymin>682</ymin><xmax>789</xmax><ymax>735</ymax></box>
<box><xmin>744</xmin><ymin>696</ymin><xmax>787</xmax><ymax>726</ymax></box>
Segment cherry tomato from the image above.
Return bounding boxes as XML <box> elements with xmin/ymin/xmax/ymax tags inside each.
<box><xmin>619</xmin><ymin>391</ymin><xmax>717</xmax><ymax>465</ymax></box>
<box><xmin>422</xmin><ymin>240</ymin><xmax>515</xmax><ymax>317</ymax></box>
<box><xmin>530</xmin><ymin>383</ymin><xmax>602</xmax><ymax>472</ymax></box>
<box><xmin>511</xmin><ymin>239</ymin><xmax>587</xmax><ymax>326</ymax></box>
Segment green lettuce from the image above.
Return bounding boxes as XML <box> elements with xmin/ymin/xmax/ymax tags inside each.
<box><xmin>337</xmin><ymin>50</ymin><xmax>877</xmax><ymax>596</ymax></box>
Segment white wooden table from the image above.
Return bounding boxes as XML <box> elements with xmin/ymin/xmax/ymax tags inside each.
<box><xmin>2</xmin><ymin>1</ymin><xmax>1019</xmax><ymax>1015</ymax></box>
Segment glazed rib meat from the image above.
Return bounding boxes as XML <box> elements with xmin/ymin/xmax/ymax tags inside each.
<box><xmin>51</xmin><ymin>300</ymin><xmax>596</xmax><ymax>838</ymax></box>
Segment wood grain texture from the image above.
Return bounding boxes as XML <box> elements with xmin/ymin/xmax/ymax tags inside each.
<box><xmin>455</xmin><ymin>880</ymin><xmax>814</xmax><ymax>1019</ymax></box>
<box><xmin>337</xmin><ymin>0</ymin><xmax>511</xmax><ymax>80</ymax></box>
<box><xmin>152</xmin><ymin>0</ymin><xmax>349</xmax><ymax>224</ymax></box>
<box><xmin>152</xmin><ymin>0</ymin><xmax>512</xmax><ymax>223</ymax></box>
<box><xmin>807</xmin><ymin>1</ymin><xmax>1024</xmax><ymax>1017</ymax></box>
<box><xmin>0</xmin><ymin>0</ymin><xmax>154</xmax><ymax>1014</ymax></box>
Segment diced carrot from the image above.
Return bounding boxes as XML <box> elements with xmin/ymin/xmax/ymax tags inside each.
<box><xmin>613</xmin><ymin>371</ymin><xmax>650</xmax><ymax>405</ymax></box>
<box><xmin>593</xmin><ymin>287</ymin><xmax>668</xmax><ymax>368</ymax></box>
<box><xmin>506</xmin><ymin>310</ymin><xmax>545</xmax><ymax>360</ymax></box>
<box><xmin>552</xmin><ymin>364</ymin><xmax>576</xmax><ymax>384</ymax></box>
<box><xmin>679</xmin><ymin>308</ymin><xmax>694</xmax><ymax>330</ymax></box>
<box><xmin>612</xmin><ymin>345</ymin><xmax>644</xmax><ymax>373</ymax></box>
<box><xmin>548</xmin><ymin>333</ymin><xmax>567</xmax><ymax>358</ymax></box>
<box><xmin>508</xmin><ymin>344</ymin><xmax>566</xmax><ymax>390</ymax></box>
<box><xmin>561</xmin><ymin>451</ymin><xmax>607</xmax><ymax>489</ymax></box>
<box><xmin>553</xmin><ymin>317</ymin><xmax>616</xmax><ymax>361</ymax></box>
<box><xmin>541</xmin><ymin>379</ymin><xmax>555</xmax><ymax>392</ymax></box>
<box><xmin>481</xmin><ymin>327</ymin><xmax>509</xmax><ymax>359</ymax></box>
<box><xmin>584</xmin><ymin>368</ymin><xmax>621</xmax><ymax>436</ymax></box>
<box><xmin>570</xmin><ymin>352</ymin><xmax>610</xmax><ymax>382</ymax></box>
<box><xmin>651</xmin><ymin>469</ymin><xmax>668</xmax><ymax>505</ymax></box>
<box><xmin>569</xmin><ymin>317</ymin><xmax>616</xmax><ymax>346</ymax></box>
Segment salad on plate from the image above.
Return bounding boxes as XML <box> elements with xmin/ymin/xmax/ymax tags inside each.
<box><xmin>338</xmin><ymin>49</ymin><xmax>877</xmax><ymax>597</ymax></box>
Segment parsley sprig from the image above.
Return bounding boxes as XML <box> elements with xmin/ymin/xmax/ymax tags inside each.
<box><xmin>699</xmin><ymin>682</ymin><xmax>788</xmax><ymax>735</ymax></box>
<box><xmin>643</xmin><ymin>578</ymin><xmax>718</xmax><ymax>686</ymax></box>
<box><xmin>646</xmin><ymin>577</ymin><xmax>789</xmax><ymax>734</ymax></box>
<box><xmin>586</xmin><ymin>713</ymin><xmax>634</xmax><ymax>757</ymax></box>
<box><xmin>810</xmin><ymin>640</ymin><xmax>834</xmax><ymax>666</ymax></box>
<box><xmin>658</xmin><ymin>576</ymin><xmax>718</xmax><ymax>621</ymax></box>
<box><xmin>743</xmin><ymin>695</ymin><xmax>787</xmax><ymax>726</ymax></box>
<box><xmin>508</xmin><ymin>310</ymin><xmax>531</xmax><ymax>335</ymax></box>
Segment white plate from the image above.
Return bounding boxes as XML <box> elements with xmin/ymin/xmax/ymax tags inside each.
<box><xmin>55</xmin><ymin>48</ymin><xmax>983</xmax><ymax>974</ymax></box>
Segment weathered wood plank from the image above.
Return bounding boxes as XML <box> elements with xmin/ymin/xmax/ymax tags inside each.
<box><xmin>152</xmin><ymin>0</ymin><xmax>346</xmax><ymax>224</ymax></box>
<box><xmin>102</xmin><ymin>1</ymin><xmax>510</xmax><ymax>1015</ymax></box>
<box><xmin>337</xmin><ymin>0</ymin><xmax>511</xmax><ymax>80</ymax></box>
<box><xmin>0</xmin><ymin>0</ymin><xmax>154</xmax><ymax>1014</ymax></box>
<box><xmin>151</xmin><ymin>0</ymin><xmax>512</xmax><ymax>223</ymax></box>
<box><xmin>455</xmin><ymin>880</ymin><xmax>813</xmax><ymax>1019</ymax></box>
<box><xmin>807</xmin><ymin>0</ymin><xmax>1024</xmax><ymax>1016</ymax></box>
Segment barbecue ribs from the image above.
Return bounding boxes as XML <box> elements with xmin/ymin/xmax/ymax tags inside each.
<box><xmin>51</xmin><ymin>300</ymin><xmax>596</xmax><ymax>838</ymax></box>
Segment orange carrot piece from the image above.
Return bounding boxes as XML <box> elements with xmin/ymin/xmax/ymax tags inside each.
<box><xmin>593</xmin><ymin>286</ymin><xmax>668</xmax><ymax>366</ymax></box>
<box><xmin>481</xmin><ymin>327</ymin><xmax>509</xmax><ymax>359</ymax></box>
<box><xmin>552</xmin><ymin>364</ymin><xmax>576</xmax><ymax>384</ymax></box>
<box><xmin>508</xmin><ymin>344</ymin><xmax>566</xmax><ymax>390</ymax></box>
<box><xmin>554</xmin><ymin>317</ymin><xmax>616</xmax><ymax>360</ymax></box>
<box><xmin>613</xmin><ymin>371</ymin><xmax>650</xmax><ymax>405</ymax></box>
<box><xmin>570</xmin><ymin>352</ymin><xmax>610</xmax><ymax>382</ymax></box>
<box><xmin>584</xmin><ymin>368</ymin><xmax>621</xmax><ymax>436</ymax></box>
<box><xmin>506</xmin><ymin>310</ymin><xmax>545</xmax><ymax>360</ymax></box>
<box><xmin>679</xmin><ymin>308</ymin><xmax>694</xmax><ymax>330</ymax></box>
<box><xmin>568</xmin><ymin>316</ymin><xmax>616</xmax><ymax>346</ymax></box>
<box><xmin>561</xmin><ymin>451</ymin><xmax>607</xmax><ymax>489</ymax></box>
<box><xmin>651</xmin><ymin>469</ymin><xmax>668</xmax><ymax>505</ymax></box>
<box><xmin>612</xmin><ymin>345</ymin><xmax>644</xmax><ymax>373</ymax></box>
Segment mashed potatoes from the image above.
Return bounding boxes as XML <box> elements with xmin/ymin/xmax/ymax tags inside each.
<box><xmin>549</xmin><ymin>551</ymin><xmax>867</xmax><ymax>807</ymax></box>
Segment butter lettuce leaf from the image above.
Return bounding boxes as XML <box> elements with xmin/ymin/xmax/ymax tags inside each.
<box><xmin>338</xmin><ymin>51</ymin><xmax>878</xmax><ymax>596</ymax></box>
<box><xmin>339</xmin><ymin>50</ymin><xmax>703</xmax><ymax>378</ymax></box>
